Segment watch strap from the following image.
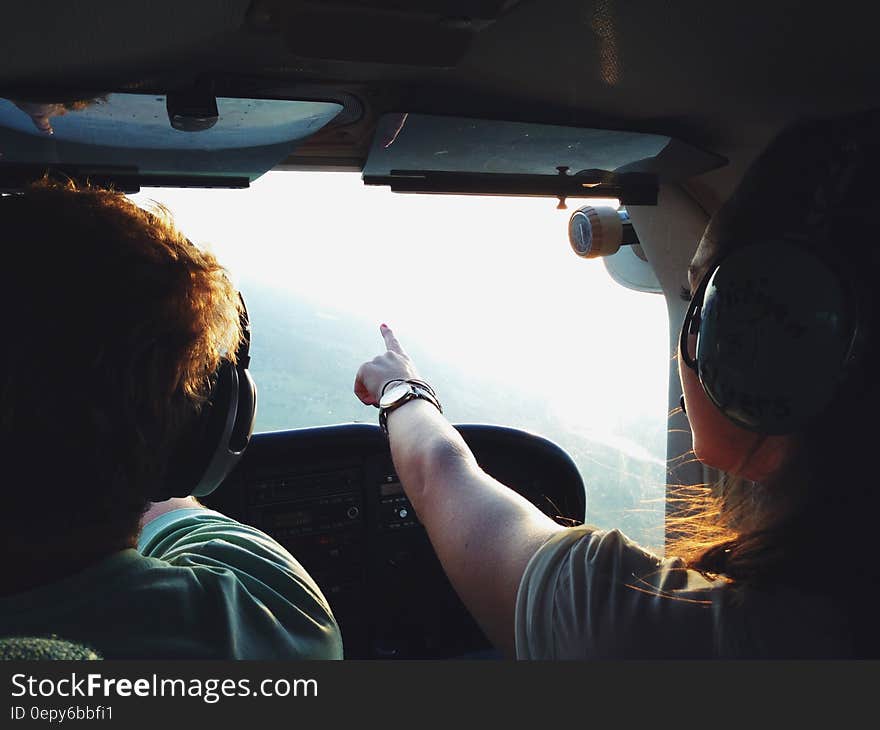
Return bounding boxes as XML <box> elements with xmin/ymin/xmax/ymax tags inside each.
<box><xmin>379</xmin><ymin>382</ymin><xmax>442</xmax><ymax>435</ymax></box>
<box><xmin>381</xmin><ymin>377</ymin><xmax>438</xmax><ymax>400</ymax></box>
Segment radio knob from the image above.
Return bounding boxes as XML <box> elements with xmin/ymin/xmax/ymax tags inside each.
<box><xmin>346</xmin><ymin>506</ymin><xmax>360</xmax><ymax>519</ymax></box>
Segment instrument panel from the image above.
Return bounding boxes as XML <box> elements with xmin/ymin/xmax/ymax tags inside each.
<box><xmin>204</xmin><ymin>423</ymin><xmax>586</xmax><ymax>659</ymax></box>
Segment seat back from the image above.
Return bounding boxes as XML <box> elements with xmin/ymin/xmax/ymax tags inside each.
<box><xmin>0</xmin><ymin>636</ymin><xmax>101</xmax><ymax>660</ymax></box>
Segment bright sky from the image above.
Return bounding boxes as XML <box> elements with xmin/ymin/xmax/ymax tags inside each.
<box><xmin>130</xmin><ymin>171</ymin><xmax>671</xmax><ymax>450</ymax></box>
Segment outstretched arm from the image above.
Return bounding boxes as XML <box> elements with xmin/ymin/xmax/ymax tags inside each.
<box><xmin>355</xmin><ymin>325</ymin><xmax>564</xmax><ymax>657</ymax></box>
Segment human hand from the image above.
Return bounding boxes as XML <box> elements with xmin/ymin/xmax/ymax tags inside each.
<box><xmin>354</xmin><ymin>324</ymin><xmax>420</xmax><ymax>406</ymax></box>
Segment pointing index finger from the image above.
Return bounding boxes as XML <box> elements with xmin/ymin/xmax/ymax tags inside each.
<box><xmin>380</xmin><ymin>323</ymin><xmax>407</xmax><ymax>356</ymax></box>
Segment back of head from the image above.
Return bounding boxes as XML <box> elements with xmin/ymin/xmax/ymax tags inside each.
<box><xmin>0</xmin><ymin>179</ymin><xmax>241</xmax><ymax>555</ymax></box>
<box><xmin>706</xmin><ymin>110</ymin><xmax>880</xmax><ymax>532</ymax></box>
<box><xmin>709</xmin><ymin>110</ymin><xmax>880</xmax><ymax>256</ymax></box>
<box><xmin>674</xmin><ymin>111</ymin><xmax>880</xmax><ymax>656</ymax></box>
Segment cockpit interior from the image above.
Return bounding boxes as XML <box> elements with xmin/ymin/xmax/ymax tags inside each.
<box><xmin>2</xmin><ymin>0</ymin><xmax>878</xmax><ymax>661</ymax></box>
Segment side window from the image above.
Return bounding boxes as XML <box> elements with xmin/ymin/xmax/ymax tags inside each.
<box><xmin>131</xmin><ymin>171</ymin><xmax>670</xmax><ymax>553</ymax></box>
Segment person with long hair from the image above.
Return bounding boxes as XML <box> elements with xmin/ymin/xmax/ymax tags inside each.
<box><xmin>354</xmin><ymin>113</ymin><xmax>879</xmax><ymax>658</ymax></box>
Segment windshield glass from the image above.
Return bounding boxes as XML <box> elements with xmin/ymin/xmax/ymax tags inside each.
<box><xmin>131</xmin><ymin>171</ymin><xmax>670</xmax><ymax>552</ymax></box>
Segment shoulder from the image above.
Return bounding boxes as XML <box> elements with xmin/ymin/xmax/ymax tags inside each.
<box><xmin>137</xmin><ymin>509</ymin><xmax>343</xmax><ymax>659</ymax></box>
<box><xmin>515</xmin><ymin>526</ymin><xmax>723</xmax><ymax>659</ymax></box>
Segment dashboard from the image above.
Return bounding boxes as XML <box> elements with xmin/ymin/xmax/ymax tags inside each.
<box><xmin>203</xmin><ymin>423</ymin><xmax>586</xmax><ymax>659</ymax></box>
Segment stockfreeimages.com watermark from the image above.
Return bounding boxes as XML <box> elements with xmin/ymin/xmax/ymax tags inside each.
<box><xmin>10</xmin><ymin>672</ymin><xmax>318</xmax><ymax>706</ymax></box>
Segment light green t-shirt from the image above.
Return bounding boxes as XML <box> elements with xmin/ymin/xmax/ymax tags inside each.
<box><xmin>0</xmin><ymin>509</ymin><xmax>343</xmax><ymax>659</ymax></box>
<box><xmin>515</xmin><ymin>526</ymin><xmax>855</xmax><ymax>659</ymax></box>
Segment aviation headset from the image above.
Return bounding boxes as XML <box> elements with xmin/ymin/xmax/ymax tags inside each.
<box><xmin>154</xmin><ymin>293</ymin><xmax>257</xmax><ymax>500</ymax></box>
<box><xmin>679</xmin><ymin>132</ymin><xmax>874</xmax><ymax>436</ymax></box>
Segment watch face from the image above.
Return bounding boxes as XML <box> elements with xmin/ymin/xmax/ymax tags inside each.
<box><xmin>380</xmin><ymin>382</ymin><xmax>411</xmax><ymax>408</ymax></box>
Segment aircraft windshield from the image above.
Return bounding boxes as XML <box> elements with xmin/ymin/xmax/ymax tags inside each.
<box><xmin>130</xmin><ymin>171</ymin><xmax>670</xmax><ymax>552</ymax></box>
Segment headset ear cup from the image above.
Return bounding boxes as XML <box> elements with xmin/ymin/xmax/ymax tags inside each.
<box><xmin>156</xmin><ymin>362</ymin><xmax>237</xmax><ymax>500</ymax></box>
<box><xmin>696</xmin><ymin>242</ymin><xmax>856</xmax><ymax>434</ymax></box>
<box><xmin>689</xmin><ymin>305</ymin><xmax>701</xmax><ymax>335</ymax></box>
<box><xmin>188</xmin><ymin>361</ymin><xmax>242</xmax><ymax>498</ymax></box>
<box><xmin>229</xmin><ymin>366</ymin><xmax>256</xmax><ymax>454</ymax></box>
<box><xmin>155</xmin><ymin>292</ymin><xmax>257</xmax><ymax>501</ymax></box>
<box><xmin>186</xmin><ymin>361</ymin><xmax>256</xmax><ymax>498</ymax></box>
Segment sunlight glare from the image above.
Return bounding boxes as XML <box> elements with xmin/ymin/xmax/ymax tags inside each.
<box><xmin>130</xmin><ymin>170</ymin><xmax>669</xmax><ymax>446</ymax></box>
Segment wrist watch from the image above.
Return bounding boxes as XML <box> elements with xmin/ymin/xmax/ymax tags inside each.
<box><xmin>378</xmin><ymin>380</ymin><xmax>442</xmax><ymax>435</ymax></box>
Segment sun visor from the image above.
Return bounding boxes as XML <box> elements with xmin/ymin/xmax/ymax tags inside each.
<box><xmin>0</xmin><ymin>93</ymin><xmax>343</xmax><ymax>191</ymax></box>
<box><xmin>363</xmin><ymin>114</ymin><xmax>727</xmax><ymax>205</ymax></box>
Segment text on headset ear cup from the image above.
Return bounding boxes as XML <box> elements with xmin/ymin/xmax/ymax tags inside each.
<box><xmin>695</xmin><ymin>241</ymin><xmax>856</xmax><ymax>434</ymax></box>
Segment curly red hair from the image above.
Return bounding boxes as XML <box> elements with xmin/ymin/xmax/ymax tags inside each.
<box><xmin>0</xmin><ymin>178</ymin><xmax>241</xmax><ymax>547</ymax></box>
